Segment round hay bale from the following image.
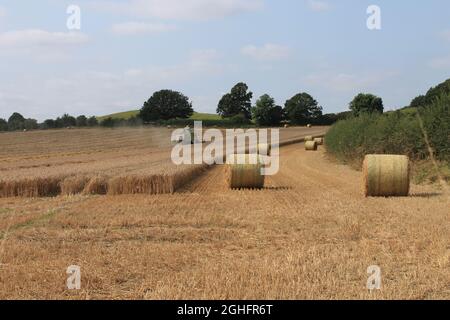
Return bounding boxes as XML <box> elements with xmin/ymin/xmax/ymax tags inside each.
<box><xmin>314</xmin><ymin>137</ymin><xmax>324</xmax><ymax>145</ymax></box>
<box><xmin>257</xmin><ymin>143</ymin><xmax>271</xmax><ymax>156</ymax></box>
<box><xmin>226</xmin><ymin>154</ymin><xmax>265</xmax><ymax>189</ymax></box>
<box><xmin>305</xmin><ymin>136</ymin><xmax>313</xmax><ymax>141</ymax></box>
<box><xmin>363</xmin><ymin>155</ymin><xmax>410</xmax><ymax>197</ymax></box>
<box><xmin>305</xmin><ymin>141</ymin><xmax>317</xmax><ymax>151</ymax></box>
<box><xmin>307</xmin><ymin>124</ymin><xmax>312</xmax><ymax>128</ymax></box>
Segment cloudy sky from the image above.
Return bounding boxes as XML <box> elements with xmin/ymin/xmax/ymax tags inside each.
<box><xmin>0</xmin><ymin>0</ymin><xmax>449</xmax><ymax>121</ymax></box>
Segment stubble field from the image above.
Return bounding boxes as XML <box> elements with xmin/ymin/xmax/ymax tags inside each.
<box><xmin>0</xmin><ymin>126</ymin><xmax>448</xmax><ymax>299</ymax></box>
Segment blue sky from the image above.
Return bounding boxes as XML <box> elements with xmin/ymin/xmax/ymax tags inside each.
<box><xmin>0</xmin><ymin>0</ymin><xmax>449</xmax><ymax>121</ymax></box>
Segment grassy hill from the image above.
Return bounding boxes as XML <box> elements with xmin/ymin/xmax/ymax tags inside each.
<box><xmin>97</xmin><ymin>110</ymin><xmax>221</xmax><ymax>121</ymax></box>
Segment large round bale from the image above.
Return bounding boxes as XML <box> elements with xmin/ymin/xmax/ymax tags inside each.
<box><xmin>314</xmin><ymin>137</ymin><xmax>324</xmax><ymax>145</ymax></box>
<box><xmin>305</xmin><ymin>136</ymin><xmax>313</xmax><ymax>141</ymax></box>
<box><xmin>257</xmin><ymin>143</ymin><xmax>271</xmax><ymax>156</ymax></box>
<box><xmin>363</xmin><ymin>155</ymin><xmax>410</xmax><ymax>197</ymax></box>
<box><xmin>226</xmin><ymin>154</ymin><xmax>265</xmax><ymax>189</ymax></box>
<box><xmin>307</xmin><ymin>124</ymin><xmax>312</xmax><ymax>128</ymax></box>
<box><xmin>305</xmin><ymin>141</ymin><xmax>318</xmax><ymax>151</ymax></box>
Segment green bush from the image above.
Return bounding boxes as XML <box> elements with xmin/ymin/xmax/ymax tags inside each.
<box><xmin>325</xmin><ymin>94</ymin><xmax>450</xmax><ymax>166</ymax></box>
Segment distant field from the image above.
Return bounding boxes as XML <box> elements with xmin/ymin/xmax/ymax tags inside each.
<box><xmin>0</xmin><ymin>126</ymin><xmax>327</xmax><ymax>198</ymax></box>
<box><xmin>97</xmin><ymin>111</ymin><xmax>221</xmax><ymax>121</ymax></box>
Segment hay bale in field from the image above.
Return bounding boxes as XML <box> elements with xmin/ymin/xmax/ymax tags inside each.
<box><xmin>83</xmin><ymin>176</ymin><xmax>108</xmax><ymax>195</ymax></box>
<box><xmin>305</xmin><ymin>141</ymin><xmax>318</xmax><ymax>151</ymax></box>
<box><xmin>226</xmin><ymin>154</ymin><xmax>265</xmax><ymax>189</ymax></box>
<box><xmin>60</xmin><ymin>175</ymin><xmax>89</xmax><ymax>195</ymax></box>
<box><xmin>305</xmin><ymin>136</ymin><xmax>314</xmax><ymax>142</ymax></box>
<box><xmin>363</xmin><ymin>155</ymin><xmax>410</xmax><ymax>197</ymax></box>
<box><xmin>314</xmin><ymin>137</ymin><xmax>324</xmax><ymax>145</ymax></box>
<box><xmin>307</xmin><ymin>124</ymin><xmax>312</xmax><ymax>128</ymax></box>
<box><xmin>257</xmin><ymin>143</ymin><xmax>271</xmax><ymax>156</ymax></box>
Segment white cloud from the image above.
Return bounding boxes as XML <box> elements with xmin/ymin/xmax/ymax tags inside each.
<box><xmin>304</xmin><ymin>71</ymin><xmax>397</xmax><ymax>92</ymax></box>
<box><xmin>0</xmin><ymin>29</ymin><xmax>88</xmax><ymax>48</ymax></box>
<box><xmin>241</xmin><ymin>43</ymin><xmax>291</xmax><ymax>61</ymax></box>
<box><xmin>0</xmin><ymin>29</ymin><xmax>88</xmax><ymax>61</ymax></box>
<box><xmin>429</xmin><ymin>56</ymin><xmax>450</xmax><ymax>69</ymax></box>
<box><xmin>0</xmin><ymin>6</ymin><xmax>6</xmax><ymax>18</ymax></box>
<box><xmin>112</xmin><ymin>22</ymin><xmax>176</xmax><ymax>35</ymax></box>
<box><xmin>0</xmin><ymin>49</ymin><xmax>229</xmax><ymax>120</ymax></box>
<box><xmin>90</xmin><ymin>0</ymin><xmax>263</xmax><ymax>20</ymax></box>
<box><xmin>308</xmin><ymin>0</ymin><xmax>331</xmax><ymax>12</ymax></box>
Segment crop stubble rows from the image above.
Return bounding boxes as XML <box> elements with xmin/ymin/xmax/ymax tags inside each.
<box><xmin>0</xmin><ymin>131</ymin><xmax>448</xmax><ymax>299</ymax></box>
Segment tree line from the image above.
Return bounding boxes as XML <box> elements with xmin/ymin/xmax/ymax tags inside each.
<box><xmin>0</xmin><ymin>113</ymin><xmax>100</xmax><ymax>132</ymax></box>
<box><xmin>139</xmin><ymin>82</ymin><xmax>384</xmax><ymax>126</ymax></box>
<box><xmin>1</xmin><ymin>81</ymin><xmax>391</xmax><ymax>132</ymax></box>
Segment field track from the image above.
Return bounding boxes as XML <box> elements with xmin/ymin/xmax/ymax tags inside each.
<box><xmin>0</xmin><ymin>138</ymin><xmax>448</xmax><ymax>299</ymax></box>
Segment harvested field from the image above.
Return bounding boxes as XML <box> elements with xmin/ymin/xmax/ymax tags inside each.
<box><xmin>0</xmin><ymin>127</ymin><xmax>327</xmax><ymax>197</ymax></box>
<box><xmin>0</xmin><ymin>133</ymin><xmax>448</xmax><ymax>299</ymax></box>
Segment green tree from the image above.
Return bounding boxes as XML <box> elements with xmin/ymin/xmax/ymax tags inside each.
<box><xmin>140</xmin><ymin>89</ymin><xmax>194</xmax><ymax>122</ymax></box>
<box><xmin>23</xmin><ymin>119</ymin><xmax>38</xmax><ymax>130</ymax></box>
<box><xmin>410</xmin><ymin>95</ymin><xmax>427</xmax><ymax>108</ymax></box>
<box><xmin>8</xmin><ymin>112</ymin><xmax>25</xmax><ymax>131</ymax></box>
<box><xmin>87</xmin><ymin>116</ymin><xmax>99</xmax><ymax>127</ymax></box>
<box><xmin>252</xmin><ymin>94</ymin><xmax>284</xmax><ymax>126</ymax></box>
<box><xmin>284</xmin><ymin>93</ymin><xmax>322</xmax><ymax>125</ymax></box>
<box><xmin>55</xmin><ymin>117</ymin><xmax>64</xmax><ymax>128</ymax></box>
<box><xmin>61</xmin><ymin>114</ymin><xmax>77</xmax><ymax>127</ymax></box>
<box><xmin>217</xmin><ymin>82</ymin><xmax>253</xmax><ymax>120</ymax></box>
<box><xmin>408</xmin><ymin>78</ymin><xmax>450</xmax><ymax>108</ymax></box>
<box><xmin>0</xmin><ymin>118</ymin><xmax>8</xmax><ymax>131</ymax></box>
<box><xmin>43</xmin><ymin>119</ymin><xmax>56</xmax><ymax>129</ymax></box>
<box><xmin>76</xmin><ymin>115</ymin><xmax>88</xmax><ymax>127</ymax></box>
<box><xmin>349</xmin><ymin>93</ymin><xmax>384</xmax><ymax>116</ymax></box>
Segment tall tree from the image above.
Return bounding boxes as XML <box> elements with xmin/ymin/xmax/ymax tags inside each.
<box><xmin>140</xmin><ymin>89</ymin><xmax>193</xmax><ymax>122</ymax></box>
<box><xmin>284</xmin><ymin>93</ymin><xmax>322</xmax><ymax>125</ymax></box>
<box><xmin>7</xmin><ymin>112</ymin><xmax>26</xmax><ymax>131</ymax></box>
<box><xmin>252</xmin><ymin>94</ymin><xmax>283</xmax><ymax>126</ymax></box>
<box><xmin>217</xmin><ymin>82</ymin><xmax>253</xmax><ymax>120</ymax></box>
<box><xmin>349</xmin><ymin>93</ymin><xmax>384</xmax><ymax>116</ymax></box>
<box><xmin>61</xmin><ymin>114</ymin><xmax>77</xmax><ymax>127</ymax></box>
<box><xmin>76</xmin><ymin>115</ymin><xmax>88</xmax><ymax>127</ymax></box>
